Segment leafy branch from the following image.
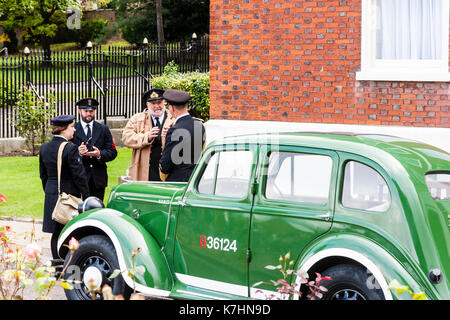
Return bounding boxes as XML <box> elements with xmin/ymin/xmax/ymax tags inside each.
<box><xmin>252</xmin><ymin>252</ymin><xmax>331</xmax><ymax>300</ymax></box>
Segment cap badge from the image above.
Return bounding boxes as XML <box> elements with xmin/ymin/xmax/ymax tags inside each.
<box><xmin>150</xmin><ymin>92</ymin><xmax>159</xmax><ymax>99</ymax></box>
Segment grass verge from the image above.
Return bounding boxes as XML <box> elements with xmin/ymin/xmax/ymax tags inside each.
<box><xmin>0</xmin><ymin>147</ymin><xmax>131</xmax><ymax>219</ymax></box>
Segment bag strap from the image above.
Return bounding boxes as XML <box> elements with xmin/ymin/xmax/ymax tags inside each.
<box><xmin>56</xmin><ymin>141</ymin><xmax>69</xmax><ymax>195</ymax></box>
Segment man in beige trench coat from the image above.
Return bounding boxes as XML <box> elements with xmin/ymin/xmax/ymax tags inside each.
<box><xmin>122</xmin><ymin>88</ymin><xmax>175</xmax><ymax>181</ymax></box>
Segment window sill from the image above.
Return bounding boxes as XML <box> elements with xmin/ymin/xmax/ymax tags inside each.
<box><xmin>356</xmin><ymin>71</ymin><xmax>450</xmax><ymax>82</ymax></box>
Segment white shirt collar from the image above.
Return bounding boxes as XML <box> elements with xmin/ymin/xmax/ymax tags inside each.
<box><xmin>80</xmin><ymin>119</ymin><xmax>94</xmax><ymax>135</ymax></box>
<box><xmin>151</xmin><ymin>112</ymin><xmax>165</xmax><ymax>125</ymax></box>
<box><xmin>175</xmin><ymin>113</ymin><xmax>190</xmax><ymax>124</ymax></box>
<box><xmin>80</xmin><ymin>119</ymin><xmax>94</xmax><ymax>129</ymax></box>
<box><xmin>54</xmin><ymin>135</ymin><xmax>68</xmax><ymax>141</ymax></box>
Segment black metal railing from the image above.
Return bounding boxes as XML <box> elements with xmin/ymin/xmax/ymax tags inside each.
<box><xmin>0</xmin><ymin>36</ymin><xmax>209</xmax><ymax>138</ymax></box>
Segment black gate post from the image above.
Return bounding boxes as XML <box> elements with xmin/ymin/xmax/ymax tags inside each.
<box><xmin>191</xmin><ymin>33</ymin><xmax>198</xmax><ymax>71</ymax></box>
<box><xmin>102</xmin><ymin>52</ymin><xmax>108</xmax><ymax>126</ymax></box>
<box><xmin>143</xmin><ymin>38</ymin><xmax>150</xmax><ymax>92</ymax></box>
<box><xmin>24</xmin><ymin>47</ymin><xmax>31</xmax><ymax>85</ymax></box>
<box><xmin>87</xmin><ymin>41</ymin><xmax>93</xmax><ymax>98</ymax></box>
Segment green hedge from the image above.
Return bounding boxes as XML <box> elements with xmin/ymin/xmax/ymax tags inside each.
<box><xmin>151</xmin><ymin>61</ymin><xmax>209</xmax><ymax>121</ymax></box>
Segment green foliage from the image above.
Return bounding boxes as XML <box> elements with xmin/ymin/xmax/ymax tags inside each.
<box><xmin>12</xmin><ymin>86</ymin><xmax>56</xmax><ymax>156</ymax></box>
<box><xmin>151</xmin><ymin>61</ymin><xmax>210</xmax><ymax>121</ymax></box>
<box><xmin>116</xmin><ymin>0</ymin><xmax>209</xmax><ymax>43</ymax></box>
<box><xmin>69</xmin><ymin>18</ymin><xmax>109</xmax><ymax>47</ymax></box>
<box><xmin>0</xmin><ymin>0</ymin><xmax>81</xmax><ymax>52</ymax></box>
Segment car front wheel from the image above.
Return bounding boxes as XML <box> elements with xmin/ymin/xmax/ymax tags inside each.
<box><xmin>62</xmin><ymin>235</ymin><xmax>131</xmax><ymax>300</ymax></box>
<box><xmin>318</xmin><ymin>264</ymin><xmax>385</xmax><ymax>300</ymax></box>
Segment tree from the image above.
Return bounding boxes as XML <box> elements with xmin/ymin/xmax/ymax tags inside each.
<box><xmin>155</xmin><ymin>0</ymin><xmax>164</xmax><ymax>45</ymax></box>
<box><xmin>0</xmin><ymin>0</ymin><xmax>81</xmax><ymax>56</ymax></box>
<box><xmin>115</xmin><ymin>0</ymin><xmax>209</xmax><ymax>44</ymax></box>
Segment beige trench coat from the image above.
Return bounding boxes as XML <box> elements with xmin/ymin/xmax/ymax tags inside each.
<box><xmin>121</xmin><ymin>110</ymin><xmax>175</xmax><ymax>181</ymax></box>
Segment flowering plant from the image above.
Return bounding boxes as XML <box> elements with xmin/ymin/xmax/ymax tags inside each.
<box><xmin>252</xmin><ymin>252</ymin><xmax>331</xmax><ymax>300</ymax></box>
<box><xmin>0</xmin><ymin>224</ymin><xmax>78</xmax><ymax>300</ymax></box>
<box><xmin>0</xmin><ymin>193</ymin><xmax>7</xmax><ymax>203</ymax></box>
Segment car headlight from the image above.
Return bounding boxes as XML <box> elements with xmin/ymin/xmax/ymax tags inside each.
<box><xmin>78</xmin><ymin>196</ymin><xmax>105</xmax><ymax>214</ymax></box>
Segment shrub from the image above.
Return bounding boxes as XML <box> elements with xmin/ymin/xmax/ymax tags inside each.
<box><xmin>12</xmin><ymin>86</ymin><xmax>56</xmax><ymax>156</ymax></box>
<box><xmin>69</xmin><ymin>18</ymin><xmax>109</xmax><ymax>47</ymax></box>
<box><xmin>151</xmin><ymin>61</ymin><xmax>210</xmax><ymax>121</ymax></box>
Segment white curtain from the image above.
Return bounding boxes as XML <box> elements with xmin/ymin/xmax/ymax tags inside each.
<box><xmin>376</xmin><ymin>0</ymin><xmax>443</xmax><ymax>59</ymax></box>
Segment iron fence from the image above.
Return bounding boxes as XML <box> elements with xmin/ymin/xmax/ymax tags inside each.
<box><xmin>0</xmin><ymin>36</ymin><xmax>209</xmax><ymax>138</ymax></box>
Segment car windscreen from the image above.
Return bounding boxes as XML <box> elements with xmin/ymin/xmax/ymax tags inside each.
<box><xmin>425</xmin><ymin>172</ymin><xmax>450</xmax><ymax>201</ymax></box>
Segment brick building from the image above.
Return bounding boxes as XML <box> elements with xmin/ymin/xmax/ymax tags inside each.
<box><xmin>208</xmin><ymin>0</ymin><xmax>449</xmax><ymax>149</ymax></box>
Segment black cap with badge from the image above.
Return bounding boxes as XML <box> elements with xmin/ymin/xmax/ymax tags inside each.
<box><xmin>144</xmin><ymin>88</ymin><xmax>165</xmax><ymax>102</ymax></box>
<box><xmin>50</xmin><ymin>115</ymin><xmax>75</xmax><ymax>126</ymax></box>
<box><xmin>76</xmin><ymin>97</ymin><xmax>99</xmax><ymax>110</ymax></box>
<box><xmin>142</xmin><ymin>88</ymin><xmax>165</xmax><ymax>110</ymax></box>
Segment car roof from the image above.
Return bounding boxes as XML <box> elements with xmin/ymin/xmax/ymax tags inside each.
<box><xmin>211</xmin><ymin>132</ymin><xmax>450</xmax><ymax>175</ymax></box>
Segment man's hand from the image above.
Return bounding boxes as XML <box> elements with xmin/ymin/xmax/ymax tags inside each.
<box><xmin>161</xmin><ymin>127</ymin><xmax>169</xmax><ymax>139</ymax></box>
<box><xmin>78</xmin><ymin>142</ymin><xmax>88</xmax><ymax>155</ymax></box>
<box><xmin>79</xmin><ymin>142</ymin><xmax>101</xmax><ymax>158</ymax></box>
<box><xmin>147</xmin><ymin>127</ymin><xmax>160</xmax><ymax>142</ymax></box>
<box><xmin>84</xmin><ymin>146</ymin><xmax>101</xmax><ymax>158</ymax></box>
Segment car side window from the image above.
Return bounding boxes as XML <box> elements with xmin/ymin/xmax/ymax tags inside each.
<box><xmin>342</xmin><ymin>161</ymin><xmax>391</xmax><ymax>212</ymax></box>
<box><xmin>197</xmin><ymin>150</ymin><xmax>253</xmax><ymax>198</ymax></box>
<box><xmin>265</xmin><ymin>152</ymin><xmax>333</xmax><ymax>204</ymax></box>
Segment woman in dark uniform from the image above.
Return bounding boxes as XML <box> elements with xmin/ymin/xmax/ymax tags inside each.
<box><xmin>39</xmin><ymin>115</ymin><xmax>90</xmax><ymax>259</ymax></box>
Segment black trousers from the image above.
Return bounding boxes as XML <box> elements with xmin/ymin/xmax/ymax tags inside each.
<box><xmin>50</xmin><ymin>223</ymin><xmax>65</xmax><ymax>260</ymax></box>
<box><xmin>88</xmin><ymin>178</ymin><xmax>105</xmax><ymax>202</ymax></box>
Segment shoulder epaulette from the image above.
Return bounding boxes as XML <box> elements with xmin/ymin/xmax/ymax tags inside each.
<box><xmin>192</xmin><ymin>117</ymin><xmax>205</xmax><ymax>123</ymax></box>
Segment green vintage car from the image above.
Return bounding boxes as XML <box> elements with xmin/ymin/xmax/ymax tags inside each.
<box><xmin>57</xmin><ymin>132</ymin><xmax>450</xmax><ymax>300</ymax></box>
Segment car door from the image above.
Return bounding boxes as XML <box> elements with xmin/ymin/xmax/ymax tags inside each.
<box><xmin>249</xmin><ymin>145</ymin><xmax>338</xmax><ymax>298</ymax></box>
<box><xmin>173</xmin><ymin>144</ymin><xmax>258</xmax><ymax>297</ymax></box>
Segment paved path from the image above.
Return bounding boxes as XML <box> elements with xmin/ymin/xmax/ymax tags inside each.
<box><xmin>0</xmin><ymin>218</ymin><xmax>66</xmax><ymax>300</ymax></box>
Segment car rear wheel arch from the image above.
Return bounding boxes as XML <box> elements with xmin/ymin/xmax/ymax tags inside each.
<box><xmin>297</xmin><ymin>254</ymin><xmax>388</xmax><ymax>300</ymax></box>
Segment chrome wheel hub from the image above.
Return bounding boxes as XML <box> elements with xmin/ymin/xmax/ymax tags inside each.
<box><xmin>83</xmin><ymin>266</ymin><xmax>103</xmax><ymax>289</ymax></box>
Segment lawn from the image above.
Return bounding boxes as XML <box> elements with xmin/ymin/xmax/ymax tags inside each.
<box><xmin>0</xmin><ymin>147</ymin><xmax>132</xmax><ymax>219</ymax></box>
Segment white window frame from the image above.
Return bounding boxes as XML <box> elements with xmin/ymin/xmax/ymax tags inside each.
<box><xmin>356</xmin><ymin>0</ymin><xmax>450</xmax><ymax>82</ymax></box>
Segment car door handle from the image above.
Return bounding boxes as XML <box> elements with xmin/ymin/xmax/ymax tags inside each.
<box><xmin>317</xmin><ymin>213</ymin><xmax>331</xmax><ymax>221</ymax></box>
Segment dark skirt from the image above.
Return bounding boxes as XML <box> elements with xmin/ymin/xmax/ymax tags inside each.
<box><xmin>42</xmin><ymin>179</ymin><xmax>66</xmax><ymax>234</ymax></box>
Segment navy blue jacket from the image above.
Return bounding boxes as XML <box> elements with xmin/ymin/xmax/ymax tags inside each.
<box><xmin>71</xmin><ymin>121</ymin><xmax>117</xmax><ymax>188</ymax></box>
<box><xmin>39</xmin><ymin>136</ymin><xmax>89</xmax><ymax>233</ymax></box>
<box><xmin>159</xmin><ymin>114</ymin><xmax>206</xmax><ymax>182</ymax></box>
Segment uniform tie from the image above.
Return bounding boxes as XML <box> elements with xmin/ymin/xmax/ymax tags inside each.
<box><xmin>86</xmin><ymin>124</ymin><xmax>92</xmax><ymax>139</ymax></box>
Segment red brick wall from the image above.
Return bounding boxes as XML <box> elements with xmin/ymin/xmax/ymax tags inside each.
<box><xmin>209</xmin><ymin>0</ymin><xmax>449</xmax><ymax>127</ymax></box>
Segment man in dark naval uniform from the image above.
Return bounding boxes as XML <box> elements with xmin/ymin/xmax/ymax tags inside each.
<box><xmin>39</xmin><ymin>115</ymin><xmax>90</xmax><ymax>259</ymax></box>
<box><xmin>72</xmin><ymin>98</ymin><xmax>117</xmax><ymax>201</ymax></box>
<box><xmin>159</xmin><ymin>89</ymin><xmax>206</xmax><ymax>182</ymax></box>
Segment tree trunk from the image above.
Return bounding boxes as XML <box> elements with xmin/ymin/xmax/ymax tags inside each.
<box><xmin>155</xmin><ymin>0</ymin><xmax>166</xmax><ymax>67</ymax></box>
<box><xmin>3</xmin><ymin>29</ymin><xmax>19</xmax><ymax>54</ymax></box>
<box><xmin>155</xmin><ymin>0</ymin><xmax>165</xmax><ymax>45</ymax></box>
